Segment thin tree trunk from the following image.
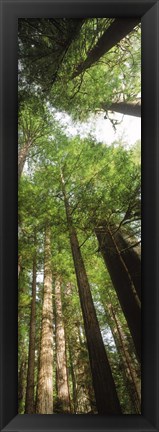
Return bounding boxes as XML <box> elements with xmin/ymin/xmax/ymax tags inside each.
<box><xmin>35</xmin><ymin>341</ymin><xmax>41</xmax><ymax>412</ymax></box>
<box><xmin>55</xmin><ymin>275</ymin><xmax>71</xmax><ymax>413</ymax></box>
<box><xmin>95</xmin><ymin>224</ymin><xmax>141</xmax><ymax>362</ymax></box>
<box><xmin>64</xmin><ymin>282</ymin><xmax>77</xmax><ymax>413</ymax></box>
<box><xmin>18</xmin><ymin>140</ymin><xmax>32</xmax><ymax>180</ymax></box>
<box><xmin>68</xmin><ymin>339</ymin><xmax>77</xmax><ymax>413</ymax></box>
<box><xmin>99</xmin><ymin>287</ymin><xmax>139</xmax><ymax>406</ymax></box>
<box><xmin>36</xmin><ymin>225</ymin><xmax>53</xmax><ymax>414</ymax></box>
<box><xmin>106</xmin><ymin>313</ymin><xmax>135</xmax><ymax>412</ymax></box>
<box><xmin>65</xmin><ymin>282</ymin><xmax>96</xmax><ymax>414</ymax></box>
<box><xmin>102</xmin><ymin>101</ymin><xmax>141</xmax><ymax>117</ymax></box>
<box><xmin>108</xmin><ymin>304</ymin><xmax>141</xmax><ymax>412</ymax></box>
<box><xmin>25</xmin><ymin>232</ymin><xmax>37</xmax><ymax>414</ymax></box>
<box><xmin>72</xmin><ymin>18</ymin><xmax>140</xmax><ymax>78</ymax></box>
<box><xmin>76</xmin><ymin>321</ymin><xmax>96</xmax><ymax>414</ymax></box>
<box><xmin>100</xmin><ymin>295</ymin><xmax>140</xmax><ymax>413</ymax></box>
<box><xmin>18</xmin><ymin>354</ymin><xmax>27</xmax><ymax>414</ymax></box>
<box><xmin>61</xmin><ymin>171</ymin><xmax>121</xmax><ymax>414</ymax></box>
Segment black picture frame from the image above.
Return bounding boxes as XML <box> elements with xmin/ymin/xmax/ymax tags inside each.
<box><xmin>0</xmin><ymin>0</ymin><xmax>159</xmax><ymax>431</ymax></box>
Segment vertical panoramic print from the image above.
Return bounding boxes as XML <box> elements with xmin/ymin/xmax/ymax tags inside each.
<box><xmin>18</xmin><ymin>18</ymin><xmax>141</xmax><ymax>414</ymax></box>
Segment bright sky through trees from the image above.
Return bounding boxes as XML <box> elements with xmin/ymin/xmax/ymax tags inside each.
<box><xmin>54</xmin><ymin>110</ymin><xmax>141</xmax><ymax>147</ymax></box>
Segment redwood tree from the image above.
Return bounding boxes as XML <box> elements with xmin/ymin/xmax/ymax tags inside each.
<box><xmin>61</xmin><ymin>170</ymin><xmax>122</xmax><ymax>415</ymax></box>
<box><xmin>55</xmin><ymin>275</ymin><xmax>70</xmax><ymax>413</ymax></box>
<box><xmin>36</xmin><ymin>225</ymin><xmax>53</xmax><ymax>414</ymax></box>
<box><xmin>95</xmin><ymin>224</ymin><xmax>141</xmax><ymax>362</ymax></box>
<box><xmin>25</xmin><ymin>232</ymin><xmax>37</xmax><ymax>413</ymax></box>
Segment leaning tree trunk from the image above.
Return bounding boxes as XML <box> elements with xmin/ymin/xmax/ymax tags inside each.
<box><xmin>115</xmin><ymin>230</ymin><xmax>141</xmax><ymax>302</ymax></box>
<box><xmin>55</xmin><ymin>276</ymin><xmax>71</xmax><ymax>413</ymax></box>
<box><xmin>95</xmin><ymin>224</ymin><xmax>141</xmax><ymax>362</ymax></box>
<box><xmin>108</xmin><ymin>304</ymin><xmax>141</xmax><ymax>413</ymax></box>
<box><xmin>72</xmin><ymin>18</ymin><xmax>140</xmax><ymax>78</ymax></box>
<box><xmin>36</xmin><ymin>225</ymin><xmax>53</xmax><ymax>414</ymax></box>
<box><xmin>106</xmin><ymin>312</ymin><xmax>137</xmax><ymax>413</ymax></box>
<box><xmin>101</xmin><ymin>294</ymin><xmax>141</xmax><ymax>413</ymax></box>
<box><xmin>25</xmin><ymin>233</ymin><xmax>37</xmax><ymax>414</ymax></box>
<box><xmin>102</xmin><ymin>100</ymin><xmax>141</xmax><ymax>117</ymax></box>
<box><xmin>61</xmin><ymin>171</ymin><xmax>121</xmax><ymax>415</ymax></box>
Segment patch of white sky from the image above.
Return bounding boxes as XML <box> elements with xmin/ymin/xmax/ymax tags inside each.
<box><xmin>51</xmin><ymin>107</ymin><xmax>141</xmax><ymax>149</ymax></box>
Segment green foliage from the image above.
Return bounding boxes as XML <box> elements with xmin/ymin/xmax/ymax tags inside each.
<box><xmin>18</xmin><ymin>128</ymin><xmax>141</xmax><ymax>413</ymax></box>
<box><xmin>18</xmin><ymin>18</ymin><xmax>141</xmax><ymax>414</ymax></box>
<box><xmin>19</xmin><ymin>18</ymin><xmax>140</xmax><ymax>121</ymax></box>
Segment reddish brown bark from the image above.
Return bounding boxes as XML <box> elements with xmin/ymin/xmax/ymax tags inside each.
<box><xmin>108</xmin><ymin>304</ymin><xmax>141</xmax><ymax>412</ymax></box>
<box><xmin>25</xmin><ymin>234</ymin><xmax>37</xmax><ymax>413</ymax></box>
<box><xmin>55</xmin><ymin>276</ymin><xmax>71</xmax><ymax>413</ymax></box>
<box><xmin>95</xmin><ymin>224</ymin><xmax>141</xmax><ymax>362</ymax></box>
<box><xmin>61</xmin><ymin>172</ymin><xmax>121</xmax><ymax>414</ymax></box>
<box><xmin>36</xmin><ymin>225</ymin><xmax>53</xmax><ymax>414</ymax></box>
<box><xmin>18</xmin><ymin>353</ymin><xmax>27</xmax><ymax>414</ymax></box>
<box><xmin>68</xmin><ymin>339</ymin><xmax>77</xmax><ymax>413</ymax></box>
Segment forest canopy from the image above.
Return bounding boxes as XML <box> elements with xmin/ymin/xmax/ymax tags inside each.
<box><xmin>18</xmin><ymin>17</ymin><xmax>141</xmax><ymax>415</ymax></box>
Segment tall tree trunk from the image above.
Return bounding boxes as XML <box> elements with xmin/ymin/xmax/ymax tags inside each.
<box><xmin>18</xmin><ymin>353</ymin><xmax>27</xmax><ymax>414</ymax></box>
<box><xmin>36</xmin><ymin>225</ymin><xmax>53</xmax><ymax>414</ymax></box>
<box><xmin>106</xmin><ymin>314</ymin><xmax>136</xmax><ymax>412</ymax></box>
<box><xmin>75</xmin><ymin>321</ymin><xmax>96</xmax><ymax>414</ymax></box>
<box><xmin>68</xmin><ymin>339</ymin><xmax>77</xmax><ymax>413</ymax></box>
<box><xmin>115</xmin><ymin>230</ymin><xmax>141</xmax><ymax>302</ymax></box>
<box><xmin>55</xmin><ymin>275</ymin><xmax>70</xmax><ymax>413</ymax></box>
<box><xmin>100</xmin><ymin>293</ymin><xmax>140</xmax><ymax>413</ymax></box>
<box><xmin>18</xmin><ymin>140</ymin><xmax>32</xmax><ymax>180</ymax></box>
<box><xmin>102</xmin><ymin>100</ymin><xmax>141</xmax><ymax>117</ymax></box>
<box><xmin>61</xmin><ymin>172</ymin><xmax>121</xmax><ymax>414</ymax></box>
<box><xmin>108</xmin><ymin>304</ymin><xmax>141</xmax><ymax>412</ymax></box>
<box><xmin>95</xmin><ymin>224</ymin><xmax>141</xmax><ymax>362</ymax></box>
<box><xmin>25</xmin><ymin>233</ymin><xmax>37</xmax><ymax>413</ymax></box>
<box><xmin>72</xmin><ymin>18</ymin><xmax>140</xmax><ymax>78</ymax></box>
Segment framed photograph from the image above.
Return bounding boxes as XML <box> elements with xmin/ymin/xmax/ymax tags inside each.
<box><xmin>1</xmin><ymin>1</ymin><xmax>159</xmax><ymax>431</ymax></box>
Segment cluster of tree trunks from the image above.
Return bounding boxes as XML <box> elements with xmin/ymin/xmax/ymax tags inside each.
<box><xmin>95</xmin><ymin>223</ymin><xmax>141</xmax><ymax>362</ymax></box>
<box><xmin>19</xmin><ymin>183</ymin><xmax>141</xmax><ymax>414</ymax></box>
<box><xmin>19</xmin><ymin>188</ymin><xmax>141</xmax><ymax>415</ymax></box>
<box><xmin>18</xmin><ymin>16</ymin><xmax>141</xmax><ymax>416</ymax></box>
<box><xmin>18</xmin><ymin>17</ymin><xmax>141</xmax><ymax>182</ymax></box>
<box><xmin>107</xmin><ymin>304</ymin><xmax>141</xmax><ymax>413</ymax></box>
<box><xmin>61</xmin><ymin>171</ymin><xmax>122</xmax><ymax>414</ymax></box>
